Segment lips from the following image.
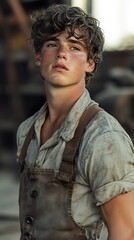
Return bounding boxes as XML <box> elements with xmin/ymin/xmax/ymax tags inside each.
<box><xmin>53</xmin><ymin>63</ymin><xmax>68</xmax><ymax>71</ymax></box>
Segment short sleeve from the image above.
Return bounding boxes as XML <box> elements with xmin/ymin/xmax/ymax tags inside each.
<box><xmin>88</xmin><ymin>130</ymin><xmax>134</xmax><ymax>206</ymax></box>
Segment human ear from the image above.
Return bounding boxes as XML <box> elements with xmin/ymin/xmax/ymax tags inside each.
<box><xmin>86</xmin><ymin>59</ymin><xmax>95</xmax><ymax>73</ymax></box>
<box><xmin>35</xmin><ymin>52</ymin><xmax>41</xmax><ymax>66</ymax></box>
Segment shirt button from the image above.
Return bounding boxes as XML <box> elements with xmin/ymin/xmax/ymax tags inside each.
<box><xmin>25</xmin><ymin>216</ymin><xmax>33</xmax><ymax>224</ymax></box>
<box><xmin>24</xmin><ymin>232</ymin><xmax>32</xmax><ymax>240</ymax></box>
<box><xmin>31</xmin><ymin>190</ymin><xmax>38</xmax><ymax>199</ymax></box>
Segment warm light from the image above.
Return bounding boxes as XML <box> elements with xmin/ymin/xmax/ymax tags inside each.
<box><xmin>71</xmin><ymin>0</ymin><xmax>87</xmax><ymax>12</ymax></box>
<box><xmin>92</xmin><ymin>0</ymin><xmax>134</xmax><ymax>49</ymax></box>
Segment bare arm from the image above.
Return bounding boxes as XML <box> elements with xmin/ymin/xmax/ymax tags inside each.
<box><xmin>100</xmin><ymin>191</ymin><xmax>134</xmax><ymax>240</ymax></box>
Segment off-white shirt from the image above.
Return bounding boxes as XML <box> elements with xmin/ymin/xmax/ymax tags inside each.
<box><xmin>17</xmin><ymin>89</ymin><xmax>134</xmax><ymax>239</ymax></box>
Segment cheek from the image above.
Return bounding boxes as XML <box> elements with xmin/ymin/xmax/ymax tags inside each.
<box><xmin>41</xmin><ymin>52</ymin><xmax>51</xmax><ymax>63</ymax></box>
<box><xmin>71</xmin><ymin>55</ymin><xmax>87</xmax><ymax>78</ymax></box>
<box><xmin>40</xmin><ymin>53</ymin><xmax>53</xmax><ymax>70</ymax></box>
<box><xmin>72</xmin><ymin>54</ymin><xmax>87</xmax><ymax>66</ymax></box>
<box><xmin>41</xmin><ymin>49</ymin><xmax>55</xmax><ymax>62</ymax></box>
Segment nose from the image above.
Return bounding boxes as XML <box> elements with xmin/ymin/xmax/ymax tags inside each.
<box><xmin>57</xmin><ymin>45</ymin><xmax>67</xmax><ymax>59</ymax></box>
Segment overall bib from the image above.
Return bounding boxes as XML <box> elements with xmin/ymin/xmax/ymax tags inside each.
<box><xmin>19</xmin><ymin>105</ymin><xmax>102</xmax><ymax>240</ymax></box>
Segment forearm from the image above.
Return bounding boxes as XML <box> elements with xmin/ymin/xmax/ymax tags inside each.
<box><xmin>107</xmin><ymin>230</ymin><xmax>134</xmax><ymax>240</ymax></box>
<box><xmin>100</xmin><ymin>192</ymin><xmax>134</xmax><ymax>240</ymax></box>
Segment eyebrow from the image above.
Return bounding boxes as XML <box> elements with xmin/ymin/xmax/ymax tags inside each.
<box><xmin>68</xmin><ymin>39</ymin><xmax>85</xmax><ymax>48</ymax></box>
<box><xmin>46</xmin><ymin>36</ymin><xmax>59</xmax><ymax>42</ymax></box>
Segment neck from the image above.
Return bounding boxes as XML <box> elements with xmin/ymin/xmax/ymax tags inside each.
<box><xmin>45</xmin><ymin>85</ymin><xmax>85</xmax><ymax>123</ymax></box>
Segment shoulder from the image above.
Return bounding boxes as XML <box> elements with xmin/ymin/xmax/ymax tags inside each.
<box><xmin>85</xmin><ymin>109</ymin><xmax>132</xmax><ymax>145</ymax></box>
<box><xmin>78</xmin><ymin>109</ymin><xmax>134</xmax><ymax>179</ymax></box>
<box><xmin>16</xmin><ymin>104</ymin><xmax>47</xmax><ymax>146</ymax></box>
<box><xmin>16</xmin><ymin>111</ymin><xmax>39</xmax><ymax>148</ymax></box>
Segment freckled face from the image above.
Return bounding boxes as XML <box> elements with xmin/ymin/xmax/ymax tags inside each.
<box><xmin>36</xmin><ymin>31</ymin><xmax>94</xmax><ymax>88</ymax></box>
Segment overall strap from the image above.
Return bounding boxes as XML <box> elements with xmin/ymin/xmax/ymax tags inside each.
<box><xmin>57</xmin><ymin>104</ymin><xmax>103</xmax><ymax>182</ymax></box>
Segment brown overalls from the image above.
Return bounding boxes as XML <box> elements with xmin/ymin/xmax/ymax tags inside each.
<box><xmin>18</xmin><ymin>105</ymin><xmax>102</xmax><ymax>240</ymax></box>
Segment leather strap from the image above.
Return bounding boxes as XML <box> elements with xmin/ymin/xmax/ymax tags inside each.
<box><xmin>57</xmin><ymin>104</ymin><xmax>103</xmax><ymax>182</ymax></box>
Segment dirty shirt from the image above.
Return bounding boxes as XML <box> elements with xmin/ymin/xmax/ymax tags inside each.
<box><xmin>17</xmin><ymin>89</ymin><xmax>134</xmax><ymax>239</ymax></box>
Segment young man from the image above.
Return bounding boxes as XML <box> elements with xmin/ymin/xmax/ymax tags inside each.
<box><xmin>17</xmin><ymin>4</ymin><xmax>134</xmax><ymax>240</ymax></box>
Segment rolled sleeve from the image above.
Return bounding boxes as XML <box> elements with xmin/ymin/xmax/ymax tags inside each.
<box><xmin>88</xmin><ymin>130</ymin><xmax>134</xmax><ymax>206</ymax></box>
<box><xmin>95</xmin><ymin>171</ymin><xmax>134</xmax><ymax>206</ymax></box>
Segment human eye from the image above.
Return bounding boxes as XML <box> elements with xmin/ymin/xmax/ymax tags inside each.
<box><xmin>46</xmin><ymin>41</ymin><xmax>57</xmax><ymax>48</ymax></box>
<box><xmin>70</xmin><ymin>45</ymin><xmax>80</xmax><ymax>51</ymax></box>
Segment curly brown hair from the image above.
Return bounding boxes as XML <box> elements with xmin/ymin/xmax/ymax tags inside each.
<box><xmin>30</xmin><ymin>4</ymin><xmax>105</xmax><ymax>81</ymax></box>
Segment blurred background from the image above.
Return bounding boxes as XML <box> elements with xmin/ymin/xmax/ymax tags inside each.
<box><xmin>0</xmin><ymin>0</ymin><xmax>134</xmax><ymax>239</ymax></box>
